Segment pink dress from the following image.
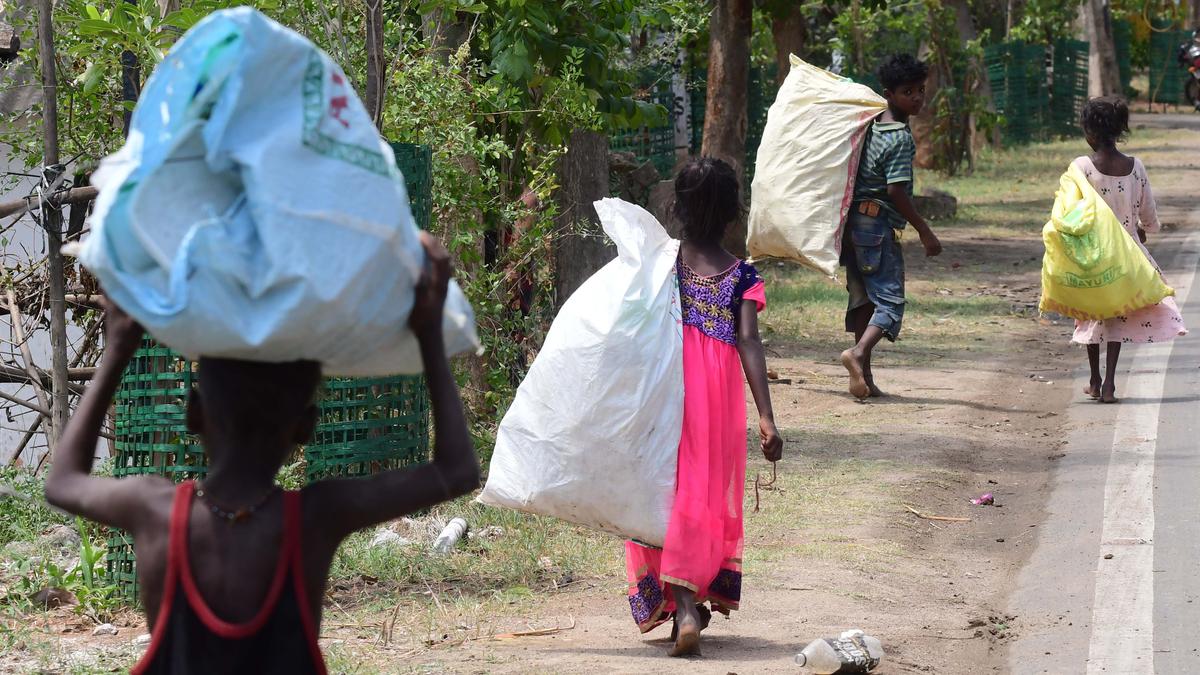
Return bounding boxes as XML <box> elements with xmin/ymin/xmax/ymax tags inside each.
<box><xmin>624</xmin><ymin>258</ymin><xmax>765</xmax><ymax>633</ymax></box>
<box><xmin>1071</xmin><ymin>156</ymin><xmax>1187</xmax><ymax>344</ymax></box>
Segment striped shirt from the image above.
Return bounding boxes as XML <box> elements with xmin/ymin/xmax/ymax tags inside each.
<box><xmin>853</xmin><ymin>120</ymin><xmax>915</xmax><ymax>229</ymax></box>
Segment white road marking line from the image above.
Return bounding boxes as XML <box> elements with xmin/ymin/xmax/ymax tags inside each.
<box><xmin>1086</xmin><ymin>233</ymin><xmax>1200</xmax><ymax>674</ymax></box>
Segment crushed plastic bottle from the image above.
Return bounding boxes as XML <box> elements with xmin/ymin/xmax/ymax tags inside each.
<box><xmin>794</xmin><ymin>629</ymin><xmax>883</xmax><ymax>673</ymax></box>
<box><xmin>432</xmin><ymin>518</ymin><xmax>468</xmax><ymax>554</ymax></box>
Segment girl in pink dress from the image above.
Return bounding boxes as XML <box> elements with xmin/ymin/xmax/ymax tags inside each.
<box><xmin>623</xmin><ymin>157</ymin><xmax>784</xmax><ymax>657</ymax></box>
<box><xmin>1071</xmin><ymin>97</ymin><xmax>1187</xmax><ymax>403</ymax></box>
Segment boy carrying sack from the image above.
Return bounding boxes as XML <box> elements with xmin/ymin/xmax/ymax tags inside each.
<box><xmin>840</xmin><ymin>54</ymin><xmax>943</xmax><ymax>399</ymax></box>
<box><xmin>45</xmin><ymin>235</ymin><xmax>479</xmax><ymax>674</ymax></box>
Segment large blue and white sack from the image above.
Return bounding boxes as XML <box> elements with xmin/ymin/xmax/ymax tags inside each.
<box><xmin>479</xmin><ymin>199</ymin><xmax>683</xmax><ymax>546</ymax></box>
<box><xmin>73</xmin><ymin>8</ymin><xmax>478</xmax><ymax>375</ymax></box>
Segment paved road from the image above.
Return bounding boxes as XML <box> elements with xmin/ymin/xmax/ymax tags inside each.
<box><xmin>1008</xmin><ymin>113</ymin><xmax>1200</xmax><ymax>673</ymax></box>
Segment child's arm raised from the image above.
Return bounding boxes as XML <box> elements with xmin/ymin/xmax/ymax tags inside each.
<box><xmin>737</xmin><ymin>300</ymin><xmax>783</xmax><ymax>462</ymax></box>
<box><xmin>44</xmin><ymin>303</ymin><xmax>173</xmax><ymax>533</ymax></box>
<box><xmin>887</xmin><ymin>183</ymin><xmax>942</xmax><ymax>258</ymax></box>
<box><xmin>304</xmin><ymin>233</ymin><xmax>480</xmax><ymax>538</ymax></box>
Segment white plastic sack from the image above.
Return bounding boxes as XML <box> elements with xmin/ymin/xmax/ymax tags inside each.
<box><xmin>73</xmin><ymin>8</ymin><xmax>478</xmax><ymax>375</ymax></box>
<box><xmin>479</xmin><ymin>198</ymin><xmax>683</xmax><ymax>546</ymax></box>
<box><xmin>747</xmin><ymin>54</ymin><xmax>887</xmax><ymax>277</ymax></box>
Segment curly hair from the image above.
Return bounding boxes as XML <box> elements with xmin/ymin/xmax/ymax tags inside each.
<box><xmin>672</xmin><ymin>157</ymin><xmax>741</xmax><ymax>243</ymax></box>
<box><xmin>877</xmin><ymin>53</ymin><xmax>929</xmax><ymax>91</ymax></box>
<box><xmin>1080</xmin><ymin>96</ymin><xmax>1130</xmax><ymax>146</ymax></box>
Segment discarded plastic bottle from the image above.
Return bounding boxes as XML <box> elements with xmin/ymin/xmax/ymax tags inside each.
<box><xmin>432</xmin><ymin>518</ymin><xmax>469</xmax><ymax>554</ymax></box>
<box><xmin>794</xmin><ymin>630</ymin><xmax>883</xmax><ymax>673</ymax></box>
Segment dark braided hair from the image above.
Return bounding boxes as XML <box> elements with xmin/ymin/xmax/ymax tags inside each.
<box><xmin>672</xmin><ymin>157</ymin><xmax>741</xmax><ymax>243</ymax></box>
<box><xmin>1080</xmin><ymin>96</ymin><xmax>1130</xmax><ymax>146</ymax></box>
<box><xmin>877</xmin><ymin>53</ymin><xmax>929</xmax><ymax>92</ymax></box>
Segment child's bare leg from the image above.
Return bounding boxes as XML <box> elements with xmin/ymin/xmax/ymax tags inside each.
<box><xmin>1085</xmin><ymin>344</ymin><xmax>1102</xmax><ymax>398</ymax></box>
<box><xmin>852</xmin><ymin>314</ymin><xmax>884</xmax><ymax>396</ymax></box>
<box><xmin>1101</xmin><ymin>341</ymin><xmax>1121</xmax><ymax>403</ymax></box>
<box><xmin>843</xmin><ymin>311</ymin><xmax>883</xmax><ymax>400</ymax></box>
<box><xmin>669</xmin><ymin>585</ymin><xmax>702</xmax><ymax>657</ymax></box>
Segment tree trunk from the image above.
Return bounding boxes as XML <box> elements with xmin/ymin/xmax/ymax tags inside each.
<box><xmin>1191</xmin><ymin>0</ymin><xmax>1200</xmax><ymax>32</ymax></box>
<box><xmin>701</xmin><ymin>0</ymin><xmax>751</xmax><ymax>256</ymax></box>
<box><xmin>364</xmin><ymin>0</ymin><xmax>385</xmax><ymax>126</ymax></box>
<box><xmin>552</xmin><ymin>130</ymin><xmax>613</xmax><ymax>308</ymax></box>
<box><xmin>422</xmin><ymin>9</ymin><xmax>472</xmax><ymax>63</ymax></box>
<box><xmin>1080</xmin><ymin>0</ymin><xmax>1122</xmax><ymax>98</ymax></box>
<box><xmin>912</xmin><ymin>0</ymin><xmax>983</xmax><ymax>172</ymax></box>
<box><xmin>771</xmin><ymin>5</ymin><xmax>806</xmax><ymax>87</ymax></box>
<box><xmin>36</xmin><ymin>0</ymin><xmax>67</xmax><ymax>445</ymax></box>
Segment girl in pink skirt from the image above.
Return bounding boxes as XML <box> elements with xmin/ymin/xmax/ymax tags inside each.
<box><xmin>624</xmin><ymin>157</ymin><xmax>784</xmax><ymax>657</ymax></box>
<box><xmin>1070</xmin><ymin>97</ymin><xmax>1187</xmax><ymax>403</ymax></box>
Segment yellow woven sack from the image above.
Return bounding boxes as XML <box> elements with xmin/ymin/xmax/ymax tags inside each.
<box><xmin>1039</xmin><ymin>164</ymin><xmax>1173</xmax><ymax>321</ymax></box>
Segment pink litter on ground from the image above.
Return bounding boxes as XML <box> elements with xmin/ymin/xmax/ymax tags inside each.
<box><xmin>971</xmin><ymin>493</ymin><xmax>994</xmax><ymax>506</ymax></box>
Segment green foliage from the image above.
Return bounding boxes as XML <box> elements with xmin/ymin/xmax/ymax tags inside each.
<box><xmin>1008</xmin><ymin>0</ymin><xmax>1084</xmax><ymax>44</ymax></box>
<box><xmin>0</xmin><ymin>468</ymin><xmax>69</xmax><ymax>547</ymax></box>
<box><xmin>4</xmin><ymin>518</ymin><xmax>122</xmax><ymax>624</ymax></box>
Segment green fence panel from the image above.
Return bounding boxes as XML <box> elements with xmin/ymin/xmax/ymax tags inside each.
<box><xmin>107</xmin><ymin>339</ymin><xmax>204</xmax><ymax>600</ymax></box>
<box><xmin>1149</xmin><ymin>26</ymin><xmax>1190</xmax><ymax>105</ymax></box>
<box><xmin>305</xmin><ymin>142</ymin><xmax>433</xmax><ymax>482</ymax></box>
<box><xmin>610</xmin><ymin>74</ymin><xmax>677</xmax><ymax>178</ymax></box>
<box><xmin>984</xmin><ymin>41</ymin><xmax>1053</xmax><ymax>145</ymax></box>
<box><xmin>1051</xmin><ymin>39</ymin><xmax>1090</xmax><ymax>137</ymax></box>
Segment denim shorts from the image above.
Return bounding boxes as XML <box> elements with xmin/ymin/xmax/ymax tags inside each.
<box><xmin>842</xmin><ymin>210</ymin><xmax>906</xmax><ymax>340</ymax></box>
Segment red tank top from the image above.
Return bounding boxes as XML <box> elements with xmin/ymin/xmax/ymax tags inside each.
<box><xmin>132</xmin><ymin>481</ymin><xmax>327</xmax><ymax>674</ymax></box>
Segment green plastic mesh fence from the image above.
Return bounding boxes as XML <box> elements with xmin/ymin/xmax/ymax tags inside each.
<box><xmin>984</xmin><ymin>41</ymin><xmax>1051</xmax><ymax>145</ymax></box>
<box><xmin>1051</xmin><ymin>39</ymin><xmax>1090</xmax><ymax>137</ymax></box>
<box><xmin>1149</xmin><ymin>26</ymin><xmax>1190</xmax><ymax>105</ymax></box>
<box><xmin>610</xmin><ymin>73</ymin><xmax>677</xmax><ymax>177</ymax></box>
<box><xmin>305</xmin><ymin>142</ymin><xmax>433</xmax><ymax>481</ymax></box>
<box><xmin>390</xmin><ymin>142</ymin><xmax>433</xmax><ymax>230</ymax></box>
<box><xmin>107</xmin><ymin>338</ymin><xmax>204</xmax><ymax>600</ymax></box>
<box><xmin>304</xmin><ymin>376</ymin><xmax>430</xmax><ymax>480</ymax></box>
<box><xmin>106</xmin><ymin>144</ymin><xmax>435</xmax><ymax>600</ymax></box>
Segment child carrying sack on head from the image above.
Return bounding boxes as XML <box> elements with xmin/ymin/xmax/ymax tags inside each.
<box><xmin>45</xmin><ymin>234</ymin><xmax>479</xmax><ymax>674</ymax></box>
<box><xmin>1041</xmin><ymin>96</ymin><xmax>1186</xmax><ymax>403</ymax></box>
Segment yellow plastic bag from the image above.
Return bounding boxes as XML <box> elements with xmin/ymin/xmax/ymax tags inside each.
<box><xmin>1039</xmin><ymin>164</ymin><xmax>1173</xmax><ymax>321</ymax></box>
<box><xmin>747</xmin><ymin>55</ymin><xmax>887</xmax><ymax>277</ymax></box>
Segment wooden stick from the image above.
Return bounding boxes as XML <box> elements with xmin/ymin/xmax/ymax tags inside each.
<box><xmin>6</xmin><ymin>288</ymin><xmax>52</xmax><ymax>417</ymax></box>
<box><xmin>36</xmin><ymin>0</ymin><xmax>71</xmax><ymax>447</ymax></box>
<box><xmin>0</xmin><ymin>364</ymin><xmax>96</xmax><ymax>385</ymax></box>
<box><xmin>491</xmin><ymin>618</ymin><xmax>577</xmax><ymax>640</ymax></box>
<box><xmin>904</xmin><ymin>504</ymin><xmax>971</xmax><ymax>523</ymax></box>
<box><xmin>0</xmin><ymin>389</ymin><xmax>51</xmax><ymax>417</ymax></box>
<box><xmin>8</xmin><ymin>416</ymin><xmax>42</xmax><ymax>466</ymax></box>
<box><xmin>0</xmin><ymin>186</ymin><xmax>97</xmax><ymax>220</ymax></box>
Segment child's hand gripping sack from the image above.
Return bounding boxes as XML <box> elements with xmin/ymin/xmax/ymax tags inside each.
<box><xmin>1039</xmin><ymin>164</ymin><xmax>1173</xmax><ymax>321</ymax></box>
<box><xmin>72</xmin><ymin>8</ymin><xmax>478</xmax><ymax>375</ymax></box>
<box><xmin>479</xmin><ymin>199</ymin><xmax>684</xmax><ymax>546</ymax></box>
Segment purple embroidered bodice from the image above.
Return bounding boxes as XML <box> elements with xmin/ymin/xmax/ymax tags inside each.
<box><xmin>677</xmin><ymin>259</ymin><xmax>762</xmax><ymax>346</ymax></box>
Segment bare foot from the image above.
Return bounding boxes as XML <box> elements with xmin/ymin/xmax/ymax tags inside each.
<box><xmin>669</xmin><ymin>622</ymin><xmax>701</xmax><ymax>658</ymax></box>
<box><xmin>1101</xmin><ymin>384</ymin><xmax>1119</xmax><ymax>404</ymax></box>
<box><xmin>1084</xmin><ymin>381</ymin><xmax>1101</xmax><ymax>399</ymax></box>
<box><xmin>867</xmin><ymin>381</ymin><xmax>887</xmax><ymax>398</ymax></box>
<box><xmin>841</xmin><ymin>349</ymin><xmax>870</xmax><ymax>399</ymax></box>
